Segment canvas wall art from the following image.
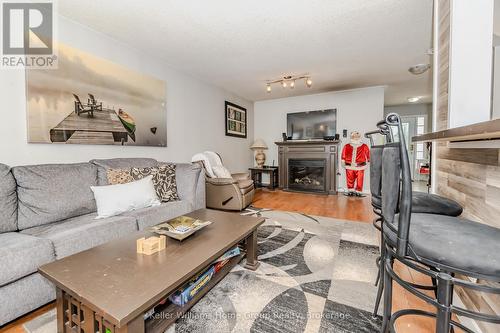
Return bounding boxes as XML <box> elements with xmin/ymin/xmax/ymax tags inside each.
<box><xmin>26</xmin><ymin>43</ymin><xmax>167</xmax><ymax>146</ymax></box>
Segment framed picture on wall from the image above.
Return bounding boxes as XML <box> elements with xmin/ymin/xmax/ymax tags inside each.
<box><xmin>225</xmin><ymin>101</ymin><xmax>247</xmax><ymax>138</ymax></box>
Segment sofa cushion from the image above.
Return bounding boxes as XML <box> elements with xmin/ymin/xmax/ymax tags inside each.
<box><xmin>13</xmin><ymin>163</ymin><xmax>98</xmax><ymax>230</ymax></box>
<box><xmin>0</xmin><ymin>233</ymin><xmax>55</xmax><ymax>287</ymax></box>
<box><xmin>0</xmin><ymin>273</ymin><xmax>56</xmax><ymax>326</ymax></box>
<box><xmin>126</xmin><ymin>200</ymin><xmax>193</xmax><ymax>230</ymax></box>
<box><xmin>91</xmin><ymin>158</ymin><xmax>158</xmax><ymax>185</ymax></box>
<box><xmin>171</xmin><ymin>163</ymin><xmax>201</xmax><ymax>208</ymax></box>
<box><xmin>0</xmin><ymin>164</ymin><xmax>17</xmax><ymax>232</ymax></box>
<box><xmin>21</xmin><ymin>213</ymin><xmax>137</xmax><ymax>259</ymax></box>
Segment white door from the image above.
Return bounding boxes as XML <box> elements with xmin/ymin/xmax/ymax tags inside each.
<box><xmin>388</xmin><ymin>115</ymin><xmax>428</xmax><ymax>181</ymax></box>
<box><xmin>400</xmin><ymin>116</ymin><xmax>428</xmax><ymax>181</ymax></box>
<box><xmin>400</xmin><ymin>117</ymin><xmax>416</xmax><ymax>179</ymax></box>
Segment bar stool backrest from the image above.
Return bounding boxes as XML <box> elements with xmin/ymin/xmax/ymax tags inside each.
<box><xmin>365</xmin><ymin>124</ymin><xmax>392</xmax><ymax>210</ymax></box>
<box><xmin>369</xmin><ymin>145</ymin><xmax>384</xmax><ymax>209</ymax></box>
<box><xmin>382</xmin><ymin>113</ymin><xmax>413</xmax><ymax>257</ymax></box>
<box><xmin>381</xmin><ymin>143</ymin><xmax>401</xmax><ymax>228</ymax></box>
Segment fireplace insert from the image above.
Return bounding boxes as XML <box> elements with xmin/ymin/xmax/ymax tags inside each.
<box><xmin>288</xmin><ymin>159</ymin><xmax>326</xmax><ymax>192</ymax></box>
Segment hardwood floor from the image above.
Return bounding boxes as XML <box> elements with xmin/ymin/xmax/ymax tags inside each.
<box><xmin>252</xmin><ymin>188</ymin><xmax>376</xmax><ymax>223</ymax></box>
<box><xmin>1</xmin><ymin>189</ymin><xmax>438</xmax><ymax>333</ymax></box>
<box><xmin>0</xmin><ymin>303</ymin><xmax>55</xmax><ymax>333</ymax></box>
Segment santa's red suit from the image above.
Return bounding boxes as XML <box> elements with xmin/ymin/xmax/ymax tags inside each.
<box><xmin>341</xmin><ymin>142</ymin><xmax>370</xmax><ymax>192</ymax></box>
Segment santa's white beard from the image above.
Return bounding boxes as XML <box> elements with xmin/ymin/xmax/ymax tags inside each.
<box><xmin>351</xmin><ymin>139</ymin><xmax>361</xmax><ymax>145</ymax></box>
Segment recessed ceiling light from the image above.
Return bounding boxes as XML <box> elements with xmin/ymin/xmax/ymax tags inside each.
<box><xmin>407</xmin><ymin>96</ymin><xmax>421</xmax><ymax>103</ymax></box>
<box><xmin>408</xmin><ymin>63</ymin><xmax>431</xmax><ymax>75</ymax></box>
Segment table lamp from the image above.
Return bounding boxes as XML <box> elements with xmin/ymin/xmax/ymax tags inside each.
<box><xmin>250</xmin><ymin>139</ymin><xmax>268</xmax><ymax>168</ymax></box>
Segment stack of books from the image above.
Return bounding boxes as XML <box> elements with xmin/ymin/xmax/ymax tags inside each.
<box><xmin>168</xmin><ymin>247</ymin><xmax>241</xmax><ymax>306</ymax></box>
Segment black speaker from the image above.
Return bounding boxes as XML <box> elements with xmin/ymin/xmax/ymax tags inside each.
<box><xmin>343</xmin><ymin>129</ymin><xmax>348</xmax><ymax>138</ymax></box>
<box><xmin>335</xmin><ymin>134</ymin><xmax>340</xmax><ymax>140</ymax></box>
<box><xmin>282</xmin><ymin>133</ymin><xmax>288</xmax><ymax>141</ymax></box>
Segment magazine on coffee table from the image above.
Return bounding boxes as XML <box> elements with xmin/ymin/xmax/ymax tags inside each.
<box><xmin>150</xmin><ymin>216</ymin><xmax>212</xmax><ymax>240</ymax></box>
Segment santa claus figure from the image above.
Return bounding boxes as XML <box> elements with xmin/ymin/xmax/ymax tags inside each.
<box><xmin>341</xmin><ymin>131</ymin><xmax>370</xmax><ymax>196</ymax></box>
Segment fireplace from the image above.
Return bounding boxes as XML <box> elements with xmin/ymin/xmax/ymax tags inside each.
<box><xmin>276</xmin><ymin>140</ymin><xmax>339</xmax><ymax>194</ymax></box>
<box><xmin>288</xmin><ymin>159</ymin><xmax>326</xmax><ymax>192</ymax></box>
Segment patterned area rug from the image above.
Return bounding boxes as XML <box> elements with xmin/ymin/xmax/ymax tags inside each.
<box><xmin>24</xmin><ymin>209</ymin><xmax>382</xmax><ymax>333</ymax></box>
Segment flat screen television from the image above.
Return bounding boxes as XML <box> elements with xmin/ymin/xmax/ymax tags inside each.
<box><xmin>287</xmin><ymin>109</ymin><xmax>337</xmax><ymax>140</ymax></box>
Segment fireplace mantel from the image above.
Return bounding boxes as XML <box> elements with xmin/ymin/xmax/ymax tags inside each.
<box><xmin>275</xmin><ymin>140</ymin><xmax>340</xmax><ymax>194</ymax></box>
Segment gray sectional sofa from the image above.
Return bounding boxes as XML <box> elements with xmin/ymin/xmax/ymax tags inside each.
<box><xmin>0</xmin><ymin>158</ymin><xmax>205</xmax><ymax>326</ymax></box>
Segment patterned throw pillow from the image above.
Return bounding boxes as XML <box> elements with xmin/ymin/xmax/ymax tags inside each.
<box><xmin>130</xmin><ymin>165</ymin><xmax>179</xmax><ymax>202</ymax></box>
<box><xmin>107</xmin><ymin>168</ymin><xmax>133</xmax><ymax>185</ymax></box>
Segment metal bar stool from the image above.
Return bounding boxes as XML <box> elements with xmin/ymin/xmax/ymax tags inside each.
<box><xmin>365</xmin><ymin>123</ymin><xmax>463</xmax><ymax>318</ymax></box>
<box><xmin>379</xmin><ymin>113</ymin><xmax>500</xmax><ymax>333</ymax></box>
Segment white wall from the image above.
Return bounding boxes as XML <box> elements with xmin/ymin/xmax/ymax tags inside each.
<box><xmin>0</xmin><ymin>16</ymin><xmax>254</xmax><ymax>172</ymax></box>
<box><xmin>385</xmin><ymin>103</ymin><xmax>433</xmax><ymax>132</ymax></box>
<box><xmin>448</xmin><ymin>0</ymin><xmax>494</xmax><ymax>127</ymax></box>
<box><xmin>254</xmin><ymin>87</ymin><xmax>385</xmax><ymax>191</ymax></box>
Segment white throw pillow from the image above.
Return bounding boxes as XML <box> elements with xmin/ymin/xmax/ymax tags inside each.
<box><xmin>90</xmin><ymin>175</ymin><xmax>160</xmax><ymax>219</ymax></box>
<box><xmin>212</xmin><ymin>165</ymin><xmax>232</xmax><ymax>178</ymax></box>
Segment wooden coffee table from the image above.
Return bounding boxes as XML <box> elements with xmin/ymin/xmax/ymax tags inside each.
<box><xmin>39</xmin><ymin>209</ymin><xmax>265</xmax><ymax>333</ymax></box>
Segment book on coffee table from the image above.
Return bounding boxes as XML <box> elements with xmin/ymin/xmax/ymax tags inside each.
<box><xmin>150</xmin><ymin>215</ymin><xmax>212</xmax><ymax>240</ymax></box>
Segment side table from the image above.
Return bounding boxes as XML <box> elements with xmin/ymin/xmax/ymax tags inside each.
<box><xmin>249</xmin><ymin>166</ymin><xmax>279</xmax><ymax>190</ymax></box>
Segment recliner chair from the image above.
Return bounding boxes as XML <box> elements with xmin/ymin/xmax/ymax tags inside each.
<box><xmin>192</xmin><ymin>151</ymin><xmax>255</xmax><ymax>211</ymax></box>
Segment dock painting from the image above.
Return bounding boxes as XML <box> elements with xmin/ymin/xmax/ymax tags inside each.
<box><xmin>26</xmin><ymin>42</ymin><xmax>167</xmax><ymax>146</ymax></box>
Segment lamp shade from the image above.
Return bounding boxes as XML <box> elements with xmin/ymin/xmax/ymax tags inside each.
<box><xmin>250</xmin><ymin>138</ymin><xmax>268</xmax><ymax>150</ymax></box>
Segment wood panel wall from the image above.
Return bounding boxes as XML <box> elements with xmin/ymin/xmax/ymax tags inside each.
<box><xmin>436</xmin><ymin>0</ymin><xmax>450</xmax><ymax>131</ymax></box>
<box><xmin>434</xmin><ymin>0</ymin><xmax>500</xmax><ymax>228</ymax></box>
<box><xmin>434</xmin><ymin>1</ymin><xmax>500</xmax><ymax>331</ymax></box>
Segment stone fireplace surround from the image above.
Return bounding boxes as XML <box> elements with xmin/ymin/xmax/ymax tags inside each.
<box><xmin>276</xmin><ymin>140</ymin><xmax>340</xmax><ymax>194</ymax></box>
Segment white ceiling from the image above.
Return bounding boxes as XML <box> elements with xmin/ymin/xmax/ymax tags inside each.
<box><xmin>58</xmin><ymin>0</ymin><xmax>434</xmax><ymax>105</ymax></box>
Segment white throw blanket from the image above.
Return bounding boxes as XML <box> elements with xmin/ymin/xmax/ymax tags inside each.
<box><xmin>191</xmin><ymin>151</ymin><xmax>225</xmax><ymax>178</ymax></box>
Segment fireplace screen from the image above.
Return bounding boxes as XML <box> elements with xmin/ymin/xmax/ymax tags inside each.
<box><xmin>288</xmin><ymin>159</ymin><xmax>326</xmax><ymax>192</ymax></box>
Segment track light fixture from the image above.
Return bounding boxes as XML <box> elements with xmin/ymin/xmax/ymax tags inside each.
<box><xmin>266</xmin><ymin>74</ymin><xmax>312</xmax><ymax>93</ymax></box>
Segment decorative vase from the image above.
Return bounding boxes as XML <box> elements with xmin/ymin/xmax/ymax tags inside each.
<box><xmin>255</xmin><ymin>150</ymin><xmax>266</xmax><ymax>168</ymax></box>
